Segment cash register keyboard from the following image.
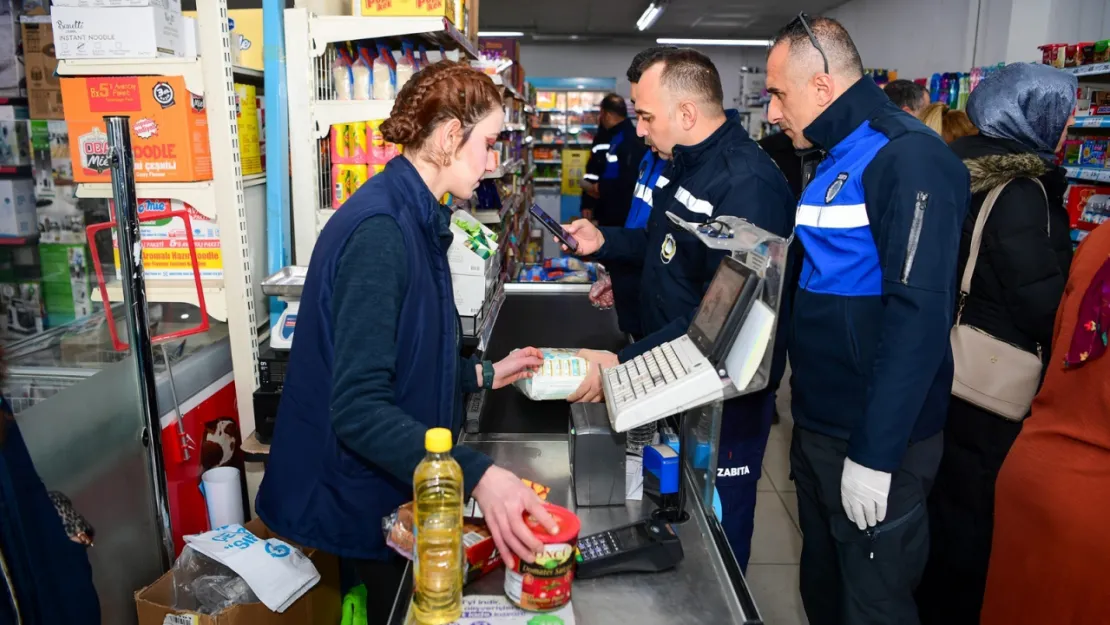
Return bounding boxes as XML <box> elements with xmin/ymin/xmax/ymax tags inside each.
<box><xmin>603</xmin><ymin>335</ymin><xmax>724</xmax><ymax>433</ymax></box>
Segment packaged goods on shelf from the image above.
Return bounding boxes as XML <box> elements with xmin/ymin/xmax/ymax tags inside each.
<box><xmin>0</xmin><ymin>254</ymin><xmax>46</xmax><ymax>336</ymax></box>
<box><xmin>20</xmin><ymin>16</ymin><xmax>63</xmax><ymax>119</ymax></box>
<box><xmin>449</xmin><ymin>210</ymin><xmax>498</xmax><ymax>316</ymax></box>
<box><xmin>1078</xmin><ymin>140</ymin><xmax>1108</xmax><ymax>169</ymax></box>
<box><xmin>0</xmin><ymin>105</ymin><xmax>31</xmax><ymax>171</ymax></box>
<box><xmin>61</xmin><ymin>76</ymin><xmax>212</xmax><ymax>183</ymax></box>
<box><xmin>51</xmin><ymin>0</ymin><xmax>185</xmax><ymax>60</ymax></box>
<box><xmin>235</xmin><ymin>83</ymin><xmax>262</xmax><ymax>175</ymax></box>
<box><xmin>0</xmin><ymin>1</ymin><xmax>23</xmax><ymax>99</ymax></box>
<box><xmin>332</xmin><ymin>41</ymin><xmax>432</xmax><ymax>102</ymax></box>
<box><xmin>1041</xmin><ymin>39</ymin><xmax>1110</xmax><ymax>68</ymax></box>
<box><xmin>0</xmin><ymin>179</ymin><xmax>37</xmax><ymax>238</ymax></box>
<box><xmin>327</xmin><ymin>120</ymin><xmax>400</xmax><ymax>208</ymax></box>
<box><xmin>1066</xmin><ymin>184</ymin><xmax>1110</xmax><ymax>228</ymax></box>
<box><xmin>110</xmin><ymin>198</ymin><xmax>222</xmax><ymax>280</ymax></box>
<box><xmin>1090</xmin><ymin>89</ymin><xmax>1110</xmax><ymax>116</ymax></box>
<box><xmin>353</xmin><ymin>0</ymin><xmax>461</xmax><ymax>24</ymax></box>
<box><xmin>1062</xmin><ymin>139</ymin><xmax>1083</xmax><ymax>166</ymax></box>
<box><xmin>183</xmin><ymin>9</ymin><xmax>263</xmax><ymax>70</ymax></box>
<box><xmin>517</xmin><ymin>257</ymin><xmax>598</xmax><ymax>284</ymax></box>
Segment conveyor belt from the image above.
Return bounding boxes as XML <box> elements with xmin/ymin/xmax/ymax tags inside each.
<box><xmin>479</xmin><ymin>291</ymin><xmax>627</xmax><ymax>434</ymax></box>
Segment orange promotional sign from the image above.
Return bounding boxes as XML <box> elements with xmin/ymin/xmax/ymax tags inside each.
<box><xmin>60</xmin><ymin>76</ymin><xmax>213</xmax><ymax>183</ymax></box>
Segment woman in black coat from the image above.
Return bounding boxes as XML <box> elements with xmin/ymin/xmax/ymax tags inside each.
<box><xmin>916</xmin><ymin>63</ymin><xmax>1076</xmax><ymax>625</ymax></box>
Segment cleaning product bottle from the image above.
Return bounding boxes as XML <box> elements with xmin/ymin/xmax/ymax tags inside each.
<box><xmin>412</xmin><ymin>428</ymin><xmax>464</xmax><ymax>625</ymax></box>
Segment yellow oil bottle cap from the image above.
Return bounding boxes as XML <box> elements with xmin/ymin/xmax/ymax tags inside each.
<box><xmin>425</xmin><ymin>428</ymin><xmax>453</xmax><ymax>453</ymax></box>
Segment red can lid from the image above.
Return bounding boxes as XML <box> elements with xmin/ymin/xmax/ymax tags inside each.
<box><xmin>524</xmin><ymin>503</ymin><xmax>581</xmax><ymax>544</ymax></box>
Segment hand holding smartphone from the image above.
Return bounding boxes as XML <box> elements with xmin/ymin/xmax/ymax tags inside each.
<box><xmin>530</xmin><ymin>204</ymin><xmax>579</xmax><ymax>253</ymax></box>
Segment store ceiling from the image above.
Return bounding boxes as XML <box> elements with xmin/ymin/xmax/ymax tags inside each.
<box><xmin>479</xmin><ymin>0</ymin><xmax>850</xmax><ymax>42</ymax></box>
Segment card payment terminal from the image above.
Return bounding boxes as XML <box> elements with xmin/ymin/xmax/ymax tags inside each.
<box><xmin>576</xmin><ymin>518</ymin><xmax>685</xmax><ymax>579</ymax></box>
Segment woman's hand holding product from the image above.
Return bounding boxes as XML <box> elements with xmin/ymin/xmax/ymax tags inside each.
<box><xmin>472</xmin><ymin>466</ymin><xmax>559</xmax><ymax>564</ymax></box>
<box><xmin>561</xmin><ymin>220</ymin><xmax>605</xmax><ymax>256</ymax></box>
<box><xmin>480</xmin><ymin>348</ymin><xmax>545</xmax><ymax>390</ymax></box>
<box><xmin>567</xmin><ymin>349</ymin><xmax>619</xmax><ymax>403</ymax></box>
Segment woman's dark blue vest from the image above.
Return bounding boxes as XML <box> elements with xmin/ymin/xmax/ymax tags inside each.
<box><xmin>256</xmin><ymin>157</ymin><xmax>458</xmax><ymax>560</ymax></box>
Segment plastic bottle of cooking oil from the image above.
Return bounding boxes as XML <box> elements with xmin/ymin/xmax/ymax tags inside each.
<box><xmin>412</xmin><ymin>428</ymin><xmax>464</xmax><ymax>624</ymax></box>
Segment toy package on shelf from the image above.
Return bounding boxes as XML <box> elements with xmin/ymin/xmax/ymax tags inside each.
<box><xmin>1066</xmin><ymin>184</ymin><xmax>1110</xmax><ymax>228</ymax></box>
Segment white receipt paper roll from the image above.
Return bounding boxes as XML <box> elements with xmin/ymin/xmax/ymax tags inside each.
<box><xmin>201</xmin><ymin>466</ymin><xmax>245</xmax><ymax>529</ymax></box>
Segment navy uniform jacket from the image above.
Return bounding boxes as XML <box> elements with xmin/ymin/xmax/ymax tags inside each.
<box><xmin>581</xmin><ymin>126</ymin><xmax>612</xmax><ymax>216</ymax></box>
<box><xmin>597</xmin><ymin>111</ymin><xmax>795</xmax><ymax>371</ymax></box>
<box><xmin>789</xmin><ymin>78</ymin><xmax>970</xmax><ymax>473</ymax></box>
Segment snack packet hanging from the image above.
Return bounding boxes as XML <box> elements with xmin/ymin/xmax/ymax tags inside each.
<box><xmin>513</xmin><ymin>348</ymin><xmax>591</xmax><ymax>401</ymax></box>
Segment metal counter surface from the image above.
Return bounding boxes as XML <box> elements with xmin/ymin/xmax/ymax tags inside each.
<box><xmin>477</xmin><ymin>290</ymin><xmax>626</xmax><ymax>435</ymax></box>
<box><xmin>389</xmin><ymin>434</ymin><xmax>759</xmax><ymax>625</ymax></box>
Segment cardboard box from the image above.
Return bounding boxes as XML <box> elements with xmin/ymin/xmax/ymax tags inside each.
<box><xmin>354</xmin><ymin>0</ymin><xmax>458</xmax><ymax>23</ymax></box>
<box><xmin>0</xmin><ymin>114</ymin><xmax>31</xmax><ymax>171</ymax></box>
<box><xmin>61</xmin><ymin>76</ymin><xmax>213</xmax><ymax>183</ymax></box>
<box><xmin>20</xmin><ymin>16</ymin><xmax>64</xmax><ymax>119</ymax></box>
<box><xmin>452</xmin><ymin>272</ymin><xmax>485</xmax><ymax>316</ymax></box>
<box><xmin>447</xmin><ymin>210</ymin><xmax>498</xmax><ymax>276</ymax></box>
<box><xmin>135</xmin><ymin>518</ymin><xmax>342</xmax><ymax>625</ymax></box>
<box><xmin>110</xmin><ymin>198</ymin><xmax>222</xmax><ymax>280</ymax></box>
<box><xmin>51</xmin><ymin>1</ymin><xmax>185</xmax><ymax>60</ymax></box>
<box><xmin>184</xmin><ymin>9</ymin><xmax>262</xmax><ymax>70</ymax></box>
<box><xmin>0</xmin><ymin>179</ymin><xmax>37</xmax><ymax>238</ymax></box>
<box><xmin>0</xmin><ymin>2</ymin><xmax>23</xmax><ymax>99</ymax></box>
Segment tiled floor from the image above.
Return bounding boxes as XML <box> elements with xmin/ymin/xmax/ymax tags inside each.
<box><xmin>745</xmin><ymin>381</ymin><xmax>810</xmax><ymax>625</ymax></box>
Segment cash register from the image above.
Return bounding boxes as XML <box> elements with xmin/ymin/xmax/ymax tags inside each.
<box><xmin>253</xmin><ymin>267</ymin><xmax>306</xmax><ymax>443</ymax></box>
<box><xmin>601</xmin><ymin>254</ymin><xmax>776</xmax><ymax>433</ymax></box>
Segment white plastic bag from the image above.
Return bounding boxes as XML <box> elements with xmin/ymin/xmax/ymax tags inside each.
<box><xmin>512</xmin><ymin>348</ymin><xmax>591</xmax><ymax>401</ymax></box>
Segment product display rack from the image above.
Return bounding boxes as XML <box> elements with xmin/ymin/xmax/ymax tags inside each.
<box><xmin>56</xmin><ymin>0</ymin><xmax>265</xmax><ymax>437</ymax></box>
<box><xmin>285</xmin><ymin>11</ymin><xmax>480</xmax><ymax>262</ymax></box>
<box><xmin>530</xmin><ymin>88</ymin><xmax>606</xmax><ymax>186</ymax></box>
<box><xmin>1062</xmin><ymin>60</ymin><xmax>1110</xmax><ymax>248</ymax></box>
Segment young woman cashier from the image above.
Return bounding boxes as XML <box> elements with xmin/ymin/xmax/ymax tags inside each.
<box><xmin>256</xmin><ymin>62</ymin><xmax>558</xmax><ymax>624</ymax></box>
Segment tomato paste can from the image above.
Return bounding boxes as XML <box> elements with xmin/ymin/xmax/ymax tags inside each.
<box><xmin>504</xmin><ymin>503</ymin><xmax>580</xmax><ymax>612</ymax></box>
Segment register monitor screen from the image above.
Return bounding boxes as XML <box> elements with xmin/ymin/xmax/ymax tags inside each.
<box><xmin>688</xmin><ymin>255</ymin><xmax>761</xmax><ymax>366</ymax></box>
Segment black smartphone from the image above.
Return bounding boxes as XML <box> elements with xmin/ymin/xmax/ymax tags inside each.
<box><xmin>530</xmin><ymin>204</ymin><xmax>579</xmax><ymax>252</ymax></box>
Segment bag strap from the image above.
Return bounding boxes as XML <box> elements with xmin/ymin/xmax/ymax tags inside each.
<box><xmin>958</xmin><ymin>177</ymin><xmax>1049</xmax><ymax>321</ymax></box>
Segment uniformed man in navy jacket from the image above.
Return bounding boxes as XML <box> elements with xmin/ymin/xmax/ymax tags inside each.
<box><xmin>765</xmin><ymin>15</ymin><xmax>969</xmax><ymax>624</ymax></box>
<box><xmin>562</xmin><ymin>47</ymin><xmax>796</xmax><ymax>572</ymax></box>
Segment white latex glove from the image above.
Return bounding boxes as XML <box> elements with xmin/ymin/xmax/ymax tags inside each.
<box><xmin>840</xmin><ymin>457</ymin><xmax>892</xmax><ymax>531</ymax></box>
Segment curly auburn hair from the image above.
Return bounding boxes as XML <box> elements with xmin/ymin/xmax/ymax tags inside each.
<box><xmin>380</xmin><ymin>61</ymin><xmax>503</xmax><ymax>163</ymax></box>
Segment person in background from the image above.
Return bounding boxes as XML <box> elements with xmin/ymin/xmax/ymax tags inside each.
<box><xmin>883</xmin><ymin>78</ymin><xmax>930</xmax><ymax>115</ymax></box>
<box><xmin>766</xmin><ymin>15</ymin><xmax>968</xmax><ymax>624</ymax></box>
<box><xmin>564</xmin><ymin>47</ymin><xmax>795</xmax><ymax>572</ymax></box>
<box><xmin>916</xmin><ymin>62</ymin><xmax>1076</xmax><ymax>625</ymax></box>
<box><xmin>979</xmin><ymin>223</ymin><xmax>1110</xmax><ymax>624</ymax></box>
<box><xmin>256</xmin><ymin>62</ymin><xmax>557</xmax><ymax>625</ymax></box>
<box><xmin>758</xmin><ymin>130</ymin><xmax>805</xmax><ymax>200</ymax></box>
<box><xmin>0</xmin><ymin>351</ymin><xmax>100</xmax><ymax>625</ymax></box>
<box><xmin>918</xmin><ymin>102</ymin><xmax>979</xmax><ymax>144</ymax></box>
<box><xmin>580</xmin><ymin>121</ymin><xmax>612</xmax><ymax>222</ymax></box>
<box><xmin>583</xmin><ymin>93</ymin><xmax>647</xmax><ymax>228</ymax></box>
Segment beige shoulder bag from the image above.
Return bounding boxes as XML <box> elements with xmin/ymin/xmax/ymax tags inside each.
<box><xmin>950</xmin><ymin>178</ymin><xmax>1047</xmax><ymax>421</ymax></box>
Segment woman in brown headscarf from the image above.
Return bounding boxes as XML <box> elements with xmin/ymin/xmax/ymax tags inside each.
<box><xmin>980</xmin><ymin>221</ymin><xmax>1110</xmax><ymax>624</ymax></box>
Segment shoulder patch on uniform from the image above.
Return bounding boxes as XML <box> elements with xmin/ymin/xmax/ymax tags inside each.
<box><xmin>825</xmin><ymin>172</ymin><xmax>849</xmax><ymax>204</ymax></box>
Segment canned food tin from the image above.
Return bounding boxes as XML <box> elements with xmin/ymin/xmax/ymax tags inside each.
<box><xmin>504</xmin><ymin>503</ymin><xmax>580</xmax><ymax>612</ymax></box>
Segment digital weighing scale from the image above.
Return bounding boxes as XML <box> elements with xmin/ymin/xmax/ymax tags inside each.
<box><xmin>260</xmin><ymin>267</ymin><xmax>307</xmax><ymax>350</ymax></box>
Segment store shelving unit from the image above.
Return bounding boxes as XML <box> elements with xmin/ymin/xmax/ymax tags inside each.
<box><xmin>57</xmin><ymin>0</ymin><xmax>264</xmax><ymax>436</ymax></box>
<box><xmin>1065</xmin><ymin>166</ymin><xmax>1110</xmax><ymax>184</ymax></box>
<box><xmin>1063</xmin><ymin>60</ymin><xmax>1110</xmax><ymax>248</ymax></box>
<box><xmin>1062</xmin><ymin>62</ymin><xmax>1110</xmax><ymax>77</ymax></box>
<box><xmin>285</xmin><ymin>10</ymin><xmax>480</xmax><ymax>263</ymax></box>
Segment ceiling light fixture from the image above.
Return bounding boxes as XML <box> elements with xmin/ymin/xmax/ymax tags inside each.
<box><xmin>478</xmin><ymin>31</ymin><xmax>524</xmax><ymax>37</ymax></box>
<box><xmin>656</xmin><ymin>37</ymin><xmax>771</xmax><ymax>47</ymax></box>
<box><xmin>636</xmin><ymin>1</ymin><xmax>667</xmax><ymax>32</ymax></box>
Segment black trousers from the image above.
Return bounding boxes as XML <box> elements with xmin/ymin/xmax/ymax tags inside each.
<box><xmin>915</xmin><ymin>398</ymin><xmax>1022</xmax><ymax>625</ymax></box>
<box><xmin>353</xmin><ymin>557</ymin><xmax>408</xmax><ymax>625</ymax></box>
<box><xmin>791</xmin><ymin>426</ymin><xmax>942</xmax><ymax>625</ymax></box>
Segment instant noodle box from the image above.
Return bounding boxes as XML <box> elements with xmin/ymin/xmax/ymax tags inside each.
<box><xmin>355</xmin><ymin>0</ymin><xmax>459</xmax><ymax>24</ymax></box>
<box><xmin>60</xmin><ymin>76</ymin><xmax>212</xmax><ymax>183</ymax></box>
<box><xmin>110</xmin><ymin>198</ymin><xmax>223</xmax><ymax>280</ymax></box>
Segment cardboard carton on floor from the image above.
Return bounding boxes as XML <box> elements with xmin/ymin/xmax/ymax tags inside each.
<box><xmin>135</xmin><ymin>518</ymin><xmax>341</xmax><ymax>625</ymax></box>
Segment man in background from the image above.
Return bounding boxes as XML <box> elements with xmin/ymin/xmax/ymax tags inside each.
<box><xmin>582</xmin><ymin>94</ymin><xmax>646</xmax><ymax>228</ymax></box>
<box><xmin>564</xmin><ymin>48</ymin><xmax>795</xmax><ymax>571</ymax></box>
<box><xmin>766</xmin><ymin>15</ymin><xmax>968</xmax><ymax>624</ymax></box>
<box><xmin>580</xmin><ymin>123</ymin><xmax>612</xmax><ymax>221</ymax></box>
<box><xmin>884</xmin><ymin>78</ymin><xmax>930</xmax><ymax>115</ymax></box>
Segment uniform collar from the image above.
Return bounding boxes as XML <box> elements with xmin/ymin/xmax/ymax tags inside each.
<box><xmin>386</xmin><ymin>155</ymin><xmax>444</xmax><ymax>230</ymax></box>
<box><xmin>803</xmin><ymin>78</ymin><xmax>890</xmax><ymax>151</ymax></box>
<box><xmin>611</xmin><ymin>117</ymin><xmax>636</xmax><ymax>138</ymax></box>
<box><xmin>672</xmin><ymin>109</ymin><xmax>744</xmax><ymax>170</ymax></box>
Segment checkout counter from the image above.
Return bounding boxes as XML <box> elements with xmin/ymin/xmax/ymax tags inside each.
<box><xmin>387</xmin><ymin>282</ymin><xmax>764</xmax><ymax>625</ymax></box>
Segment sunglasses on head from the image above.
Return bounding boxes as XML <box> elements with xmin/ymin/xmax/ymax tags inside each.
<box><xmin>790</xmin><ymin>12</ymin><xmax>830</xmax><ymax>75</ymax></box>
